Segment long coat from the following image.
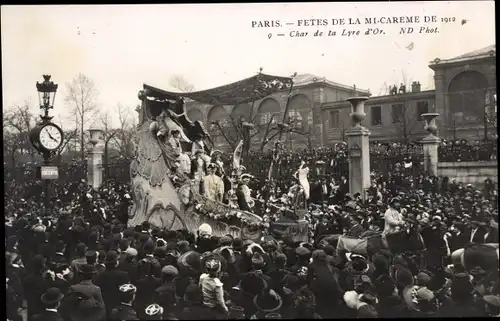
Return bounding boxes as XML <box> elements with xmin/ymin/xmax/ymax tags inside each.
<box><xmin>69</xmin><ymin>280</ymin><xmax>105</xmax><ymax>308</ymax></box>
<box><xmin>94</xmin><ymin>268</ymin><xmax>130</xmax><ymax>314</ymax></box>
<box><xmin>203</xmin><ymin>174</ymin><xmax>225</xmax><ymax>202</ymax></box>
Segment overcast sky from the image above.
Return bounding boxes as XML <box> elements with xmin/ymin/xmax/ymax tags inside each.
<box><xmin>1</xmin><ymin>2</ymin><xmax>495</xmax><ymax>128</ymax></box>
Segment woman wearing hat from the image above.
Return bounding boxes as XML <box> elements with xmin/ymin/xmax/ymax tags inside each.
<box><xmin>402</xmin><ymin>285</ymin><xmax>439</xmax><ymax>317</ymax></box>
<box><xmin>199</xmin><ymin>258</ymin><xmax>229</xmax><ymax>317</ymax></box>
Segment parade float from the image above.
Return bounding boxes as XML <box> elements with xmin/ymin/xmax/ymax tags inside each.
<box><xmin>128</xmin><ymin>72</ymin><xmax>309</xmax><ymax>242</ymax></box>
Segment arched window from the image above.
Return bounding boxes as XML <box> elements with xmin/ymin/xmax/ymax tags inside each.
<box><xmin>448</xmin><ymin>71</ymin><xmax>489</xmax><ymax>124</ymax></box>
<box><xmin>288</xmin><ymin>94</ymin><xmax>313</xmax><ymax>128</ymax></box>
<box><xmin>257</xmin><ymin>98</ymin><xmax>281</xmax><ymax>125</ymax></box>
<box><xmin>207</xmin><ymin>106</ymin><xmax>228</xmax><ymax>145</ymax></box>
<box><xmin>231</xmin><ymin>103</ymin><xmax>252</xmax><ymax>124</ymax></box>
<box><xmin>186</xmin><ymin>108</ymin><xmax>203</xmax><ymax>122</ymax></box>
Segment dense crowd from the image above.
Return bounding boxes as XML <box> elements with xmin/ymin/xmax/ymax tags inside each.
<box><xmin>5</xmin><ymin>159</ymin><xmax>500</xmax><ymax>320</ymax></box>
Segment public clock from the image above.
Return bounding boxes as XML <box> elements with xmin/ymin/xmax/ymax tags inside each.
<box><xmin>39</xmin><ymin>124</ymin><xmax>63</xmax><ymax>150</ymax></box>
<box><xmin>30</xmin><ymin>123</ymin><xmax>64</xmax><ymax>152</ymax></box>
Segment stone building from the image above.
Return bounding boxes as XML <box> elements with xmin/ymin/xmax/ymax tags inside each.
<box><xmin>184</xmin><ymin>44</ymin><xmax>496</xmax><ymax>150</ymax></box>
<box><xmin>184</xmin><ymin>74</ymin><xmax>370</xmax><ymax>151</ymax></box>
<box><xmin>323</xmin><ymin>44</ymin><xmax>496</xmax><ymax>143</ymax></box>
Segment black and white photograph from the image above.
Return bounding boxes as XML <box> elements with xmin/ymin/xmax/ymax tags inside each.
<box><xmin>2</xmin><ymin>2</ymin><xmax>498</xmax><ymax>320</ymax></box>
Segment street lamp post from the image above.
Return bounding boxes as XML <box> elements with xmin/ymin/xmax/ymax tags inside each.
<box><xmin>29</xmin><ymin>75</ymin><xmax>63</xmax><ymax>217</ymax></box>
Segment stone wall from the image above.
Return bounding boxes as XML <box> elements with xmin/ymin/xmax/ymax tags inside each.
<box><xmin>437</xmin><ymin>161</ymin><xmax>498</xmax><ymax>187</ymax></box>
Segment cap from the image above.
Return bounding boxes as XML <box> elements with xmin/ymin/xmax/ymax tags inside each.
<box><xmin>161</xmin><ymin>265</ymin><xmax>178</xmax><ymax>277</ymax></box>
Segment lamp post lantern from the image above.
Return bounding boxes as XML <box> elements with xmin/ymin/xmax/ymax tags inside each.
<box><xmin>29</xmin><ymin>75</ymin><xmax>64</xmax><ymax>217</ymax></box>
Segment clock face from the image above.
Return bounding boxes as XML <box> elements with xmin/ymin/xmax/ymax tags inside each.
<box><xmin>39</xmin><ymin>125</ymin><xmax>62</xmax><ymax>150</ymax></box>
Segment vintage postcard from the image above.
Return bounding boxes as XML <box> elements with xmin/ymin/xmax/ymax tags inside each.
<box><xmin>2</xmin><ymin>3</ymin><xmax>498</xmax><ymax>320</ymax></box>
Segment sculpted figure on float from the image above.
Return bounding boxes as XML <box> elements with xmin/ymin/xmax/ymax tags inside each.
<box><xmin>128</xmin><ymin>89</ymin><xmax>263</xmax><ymax>241</ymax></box>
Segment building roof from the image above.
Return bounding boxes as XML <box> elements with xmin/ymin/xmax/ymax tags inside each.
<box><xmin>429</xmin><ymin>44</ymin><xmax>496</xmax><ymax>66</ymax></box>
<box><xmin>294</xmin><ymin>73</ymin><xmax>370</xmax><ymax>94</ymax></box>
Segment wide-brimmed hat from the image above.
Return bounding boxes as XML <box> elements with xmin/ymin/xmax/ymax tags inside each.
<box><xmin>402</xmin><ymin>285</ymin><xmax>438</xmax><ymax>315</ymax></box>
<box><xmin>41</xmin><ymin>287</ymin><xmax>64</xmax><ymax>305</ymax></box>
<box><xmin>77</xmin><ymin>264</ymin><xmax>97</xmax><ymax>276</ymax></box>
<box><xmin>254</xmin><ymin>289</ymin><xmax>283</xmax><ymax>313</ymax></box>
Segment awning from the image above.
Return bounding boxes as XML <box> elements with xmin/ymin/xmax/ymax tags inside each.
<box><xmin>143</xmin><ymin>73</ymin><xmax>294</xmax><ymax>105</ymax></box>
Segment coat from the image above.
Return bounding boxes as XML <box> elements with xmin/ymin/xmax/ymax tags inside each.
<box><xmin>70</xmin><ymin>280</ymin><xmax>105</xmax><ymax>308</ymax></box>
<box><xmin>31</xmin><ymin>309</ymin><xmax>64</xmax><ymax>321</ymax></box>
<box><xmin>134</xmin><ymin>276</ymin><xmax>162</xmax><ymax>318</ymax></box>
<box><xmin>203</xmin><ymin>174</ymin><xmax>225</xmax><ymax>202</ymax></box>
<box><xmin>154</xmin><ymin>282</ymin><xmax>178</xmax><ymax>312</ymax></box>
<box><xmin>23</xmin><ymin>273</ymin><xmax>50</xmax><ymax>317</ymax></box>
<box><xmin>94</xmin><ymin>268</ymin><xmax>130</xmax><ymax>313</ymax></box>
<box><xmin>383</xmin><ymin>208</ymin><xmax>404</xmax><ymax>235</ymax></box>
<box><xmin>109</xmin><ymin>303</ymin><xmax>139</xmax><ymax>321</ymax></box>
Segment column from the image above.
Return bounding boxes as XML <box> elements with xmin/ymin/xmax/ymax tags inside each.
<box><xmin>421</xmin><ymin>113</ymin><xmax>441</xmax><ymax>176</ymax></box>
<box><xmin>345</xmin><ymin>96</ymin><xmax>371</xmax><ymax>201</ymax></box>
<box><xmin>87</xmin><ymin>128</ymin><xmax>104</xmax><ymax>190</ymax></box>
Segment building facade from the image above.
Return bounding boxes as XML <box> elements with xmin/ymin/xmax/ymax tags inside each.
<box><xmin>184</xmin><ymin>45</ymin><xmax>496</xmax><ymax>150</ymax></box>
<box><xmin>322</xmin><ymin>44</ymin><xmax>496</xmax><ymax>143</ymax></box>
<box><xmin>184</xmin><ymin>74</ymin><xmax>370</xmax><ymax>151</ymax></box>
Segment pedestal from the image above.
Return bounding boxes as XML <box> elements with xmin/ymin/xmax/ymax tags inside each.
<box><xmin>420</xmin><ymin>113</ymin><xmax>441</xmax><ymax>177</ymax></box>
<box><xmin>87</xmin><ymin>149</ymin><xmax>104</xmax><ymax>190</ymax></box>
<box><xmin>421</xmin><ymin>135</ymin><xmax>440</xmax><ymax>176</ymax></box>
<box><xmin>346</xmin><ymin>126</ymin><xmax>371</xmax><ymax>200</ymax></box>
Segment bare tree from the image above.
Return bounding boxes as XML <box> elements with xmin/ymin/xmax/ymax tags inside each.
<box><xmin>112</xmin><ymin>104</ymin><xmax>137</xmax><ymax>159</ymax></box>
<box><xmin>64</xmin><ymin>73</ymin><xmax>99</xmax><ymax>162</ymax></box>
<box><xmin>391</xmin><ymin>103</ymin><xmax>421</xmax><ymax>143</ymax></box>
<box><xmin>99</xmin><ymin>111</ymin><xmax>120</xmax><ymax>174</ymax></box>
<box><xmin>3</xmin><ymin>100</ymin><xmax>37</xmax><ymax>165</ymax></box>
<box><xmin>169</xmin><ymin>75</ymin><xmax>195</xmax><ymax>92</ymax></box>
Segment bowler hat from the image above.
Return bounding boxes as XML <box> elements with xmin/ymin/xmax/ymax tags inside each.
<box><xmin>104</xmin><ymin>250</ymin><xmax>119</xmax><ymax>264</ymax></box>
<box><xmin>77</xmin><ymin>264</ymin><xmax>97</xmax><ymax>276</ymax></box>
<box><xmin>41</xmin><ymin>287</ymin><xmax>64</xmax><ymax>305</ymax></box>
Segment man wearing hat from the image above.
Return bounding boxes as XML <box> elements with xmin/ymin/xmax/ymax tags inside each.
<box><xmin>203</xmin><ymin>163</ymin><xmax>225</xmax><ymax>202</ymax></box>
<box><xmin>32</xmin><ymin>287</ymin><xmax>65</xmax><ymax>321</ymax></box>
<box><xmin>383</xmin><ymin>197</ymin><xmax>406</xmax><ymax>252</ymax></box>
<box><xmin>69</xmin><ymin>264</ymin><xmax>105</xmax><ymax>309</ymax></box>
<box><xmin>95</xmin><ymin>251</ymin><xmax>130</xmax><ymax>317</ymax></box>
<box><xmin>154</xmin><ymin>265</ymin><xmax>179</xmax><ymax>314</ymax></box>
<box><xmin>110</xmin><ymin>284</ymin><xmax>139</xmax><ymax>320</ymax></box>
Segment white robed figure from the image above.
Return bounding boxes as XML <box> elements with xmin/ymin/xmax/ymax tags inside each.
<box><xmin>294</xmin><ymin>160</ymin><xmax>310</xmax><ymax>200</ymax></box>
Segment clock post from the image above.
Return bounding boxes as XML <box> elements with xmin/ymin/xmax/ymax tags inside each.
<box><xmin>29</xmin><ymin>75</ymin><xmax>63</xmax><ymax>217</ymax></box>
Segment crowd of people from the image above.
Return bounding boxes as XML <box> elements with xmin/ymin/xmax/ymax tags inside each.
<box><xmin>5</xmin><ymin>151</ymin><xmax>500</xmax><ymax>320</ymax></box>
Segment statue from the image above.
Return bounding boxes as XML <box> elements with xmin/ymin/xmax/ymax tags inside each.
<box><xmin>390</xmin><ymin>85</ymin><xmax>398</xmax><ymax>95</ymax></box>
<box><xmin>130</xmin><ymin>89</ymin><xmax>262</xmax><ymax>241</ymax></box>
<box><xmin>295</xmin><ymin>160</ymin><xmax>310</xmax><ymax>200</ymax></box>
<box><xmin>170</xmin><ymin>129</ymin><xmax>191</xmax><ymax>175</ymax></box>
<box><xmin>398</xmin><ymin>83</ymin><xmax>406</xmax><ymax>94</ymax></box>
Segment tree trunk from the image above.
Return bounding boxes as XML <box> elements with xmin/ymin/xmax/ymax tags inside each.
<box><xmin>80</xmin><ymin>126</ymin><xmax>85</xmax><ymax>162</ymax></box>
